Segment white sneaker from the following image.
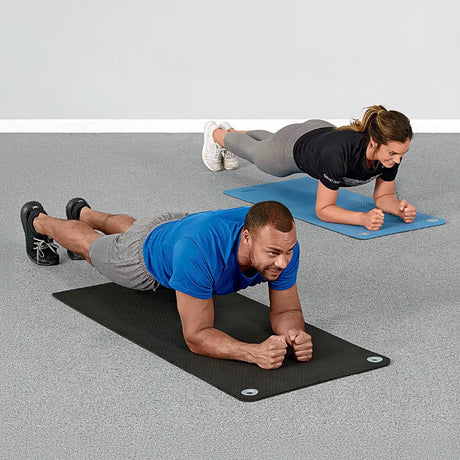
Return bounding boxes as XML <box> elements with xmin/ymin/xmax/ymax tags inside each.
<box><xmin>202</xmin><ymin>121</ymin><xmax>223</xmax><ymax>171</ymax></box>
<box><xmin>219</xmin><ymin>121</ymin><xmax>239</xmax><ymax>170</ymax></box>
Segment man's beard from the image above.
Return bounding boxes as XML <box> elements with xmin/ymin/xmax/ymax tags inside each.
<box><xmin>249</xmin><ymin>249</ymin><xmax>281</xmax><ymax>281</ymax></box>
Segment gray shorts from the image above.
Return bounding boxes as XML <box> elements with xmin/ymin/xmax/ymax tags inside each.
<box><xmin>88</xmin><ymin>212</ymin><xmax>188</xmax><ymax>291</ymax></box>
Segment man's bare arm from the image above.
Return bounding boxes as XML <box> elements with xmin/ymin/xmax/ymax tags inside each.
<box><xmin>269</xmin><ymin>284</ymin><xmax>313</xmax><ymax>361</ymax></box>
<box><xmin>175</xmin><ymin>291</ymin><xmax>287</xmax><ymax>369</ymax></box>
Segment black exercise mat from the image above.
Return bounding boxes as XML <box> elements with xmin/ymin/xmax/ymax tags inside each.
<box><xmin>53</xmin><ymin>283</ymin><xmax>390</xmax><ymax>402</ymax></box>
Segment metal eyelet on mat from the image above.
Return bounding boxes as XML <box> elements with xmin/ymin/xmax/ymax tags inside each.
<box><xmin>427</xmin><ymin>218</ymin><xmax>438</xmax><ymax>222</ymax></box>
<box><xmin>367</xmin><ymin>356</ymin><xmax>383</xmax><ymax>363</ymax></box>
<box><xmin>241</xmin><ymin>388</ymin><xmax>259</xmax><ymax>396</ymax></box>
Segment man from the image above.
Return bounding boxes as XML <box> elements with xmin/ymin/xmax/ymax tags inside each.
<box><xmin>21</xmin><ymin>198</ymin><xmax>313</xmax><ymax>369</ymax></box>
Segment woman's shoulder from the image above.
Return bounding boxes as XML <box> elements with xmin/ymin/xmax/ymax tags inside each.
<box><xmin>325</xmin><ymin>129</ymin><xmax>368</xmax><ymax>152</ymax></box>
<box><xmin>328</xmin><ymin>128</ymin><xmax>365</xmax><ymax>140</ymax></box>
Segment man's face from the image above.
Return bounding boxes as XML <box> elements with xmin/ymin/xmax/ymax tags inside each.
<box><xmin>247</xmin><ymin>224</ymin><xmax>297</xmax><ymax>281</ymax></box>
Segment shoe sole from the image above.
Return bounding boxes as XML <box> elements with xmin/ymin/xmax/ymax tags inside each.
<box><xmin>67</xmin><ymin>249</ymin><xmax>85</xmax><ymax>260</ymax></box>
<box><xmin>202</xmin><ymin>121</ymin><xmax>223</xmax><ymax>172</ymax></box>
<box><xmin>26</xmin><ymin>253</ymin><xmax>59</xmax><ymax>266</ymax></box>
<box><xmin>66</xmin><ymin>197</ymin><xmax>87</xmax><ymax>220</ymax></box>
<box><xmin>20</xmin><ymin>201</ymin><xmax>42</xmax><ymax>235</ymax></box>
<box><xmin>65</xmin><ymin>197</ymin><xmax>88</xmax><ymax>260</ymax></box>
<box><xmin>20</xmin><ymin>201</ymin><xmax>59</xmax><ymax>266</ymax></box>
<box><xmin>219</xmin><ymin>121</ymin><xmax>238</xmax><ymax>170</ymax></box>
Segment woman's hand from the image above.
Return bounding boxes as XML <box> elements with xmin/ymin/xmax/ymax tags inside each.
<box><xmin>398</xmin><ymin>199</ymin><xmax>416</xmax><ymax>223</ymax></box>
<box><xmin>362</xmin><ymin>208</ymin><xmax>384</xmax><ymax>231</ymax></box>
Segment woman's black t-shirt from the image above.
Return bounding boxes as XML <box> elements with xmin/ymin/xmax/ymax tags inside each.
<box><xmin>293</xmin><ymin>127</ymin><xmax>399</xmax><ymax>191</ymax></box>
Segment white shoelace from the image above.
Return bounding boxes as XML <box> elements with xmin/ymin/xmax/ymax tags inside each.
<box><xmin>221</xmin><ymin>148</ymin><xmax>236</xmax><ymax>159</ymax></box>
<box><xmin>209</xmin><ymin>145</ymin><xmax>226</xmax><ymax>161</ymax></box>
<box><xmin>33</xmin><ymin>237</ymin><xmax>58</xmax><ymax>260</ymax></box>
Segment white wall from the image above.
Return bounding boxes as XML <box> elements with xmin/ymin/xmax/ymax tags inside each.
<box><xmin>1</xmin><ymin>0</ymin><xmax>459</xmax><ymax>120</ymax></box>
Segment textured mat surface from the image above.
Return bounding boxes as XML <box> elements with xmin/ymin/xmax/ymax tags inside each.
<box><xmin>224</xmin><ymin>176</ymin><xmax>445</xmax><ymax>239</ymax></box>
<box><xmin>53</xmin><ymin>282</ymin><xmax>390</xmax><ymax>401</ymax></box>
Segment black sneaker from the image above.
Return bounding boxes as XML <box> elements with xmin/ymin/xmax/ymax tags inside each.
<box><xmin>20</xmin><ymin>201</ymin><xmax>59</xmax><ymax>266</ymax></box>
<box><xmin>65</xmin><ymin>197</ymin><xmax>91</xmax><ymax>220</ymax></box>
<box><xmin>65</xmin><ymin>197</ymin><xmax>91</xmax><ymax>260</ymax></box>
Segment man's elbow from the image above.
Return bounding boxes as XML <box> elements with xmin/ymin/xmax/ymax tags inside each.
<box><xmin>184</xmin><ymin>336</ymin><xmax>199</xmax><ymax>354</ymax></box>
<box><xmin>183</xmin><ymin>332</ymin><xmax>206</xmax><ymax>355</ymax></box>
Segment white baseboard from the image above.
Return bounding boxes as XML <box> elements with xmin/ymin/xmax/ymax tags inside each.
<box><xmin>0</xmin><ymin>119</ymin><xmax>459</xmax><ymax>133</ymax></box>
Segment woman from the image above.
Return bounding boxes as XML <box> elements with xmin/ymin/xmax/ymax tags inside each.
<box><xmin>202</xmin><ymin>105</ymin><xmax>416</xmax><ymax>231</ymax></box>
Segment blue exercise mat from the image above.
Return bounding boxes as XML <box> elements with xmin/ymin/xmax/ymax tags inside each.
<box><xmin>224</xmin><ymin>177</ymin><xmax>445</xmax><ymax>239</ymax></box>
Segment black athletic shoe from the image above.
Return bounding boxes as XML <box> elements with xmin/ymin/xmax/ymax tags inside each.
<box><xmin>65</xmin><ymin>197</ymin><xmax>91</xmax><ymax>260</ymax></box>
<box><xmin>20</xmin><ymin>201</ymin><xmax>59</xmax><ymax>266</ymax></box>
<box><xmin>65</xmin><ymin>197</ymin><xmax>91</xmax><ymax>220</ymax></box>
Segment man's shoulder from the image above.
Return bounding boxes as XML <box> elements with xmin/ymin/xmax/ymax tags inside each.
<box><xmin>184</xmin><ymin>207</ymin><xmax>249</xmax><ymax>232</ymax></box>
<box><xmin>173</xmin><ymin>207</ymin><xmax>248</xmax><ymax>249</ymax></box>
<box><xmin>190</xmin><ymin>206</ymin><xmax>250</xmax><ymax>221</ymax></box>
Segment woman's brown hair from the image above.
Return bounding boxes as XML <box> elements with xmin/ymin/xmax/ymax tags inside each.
<box><xmin>336</xmin><ymin>105</ymin><xmax>413</xmax><ymax>145</ymax></box>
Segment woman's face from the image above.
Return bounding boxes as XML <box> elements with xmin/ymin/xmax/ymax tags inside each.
<box><xmin>375</xmin><ymin>138</ymin><xmax>411</xmax><ymax>168</ymax></box>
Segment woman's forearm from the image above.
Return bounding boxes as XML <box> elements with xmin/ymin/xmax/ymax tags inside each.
<box><xmin>374</xmin><ymin>194</ymin><xmax>401</xmax><ymax>216</ymax></box>
<box><xmin>316</xmin><ymin>204</ymin><xmax>366</xmax><ymax>226</ymax></box>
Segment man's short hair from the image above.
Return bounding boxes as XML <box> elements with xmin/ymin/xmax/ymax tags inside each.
<box><xmin>243</xmin><ymin>201</ymin><xmax>294</xmax><ymax>234</ymax></box>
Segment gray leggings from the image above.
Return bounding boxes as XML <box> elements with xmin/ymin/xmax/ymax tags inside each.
<box><xmin>224</xmin><ymin>119</ymin><xmax>336</xmax><ymax>177</ymax></box>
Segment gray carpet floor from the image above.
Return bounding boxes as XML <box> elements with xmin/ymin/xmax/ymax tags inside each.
<box><xmin>1</xmin><ymin>132</ymin><xmax>459</xmax><ymax>459</ymax></box>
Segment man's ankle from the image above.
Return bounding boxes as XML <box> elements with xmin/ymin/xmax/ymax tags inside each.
<box><xmin>79</xmin><ymin>206</ymin><xmax>91</xmax><ymax>221</ymax></box>
<box><xmin>32</xmin><ymin>212</ymin><xmax>47</xmax><ymax>234</ymax></box>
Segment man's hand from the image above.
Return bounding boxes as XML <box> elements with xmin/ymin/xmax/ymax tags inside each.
<box><xmin>363</xmin><ymin>208</ymin><xmax>384</xmax><ymax>231</ymax></box>
<box><xmin>398</xmin><ymin>199</ymin><xmax>416</xmax><ymax>223</ymax></box>
<box><xmin>252</xmin><ymin>335</ymin><xmax>287</xmax><ymax>369</ymax></box>
<box><xmin>287</xmin><ymin>328</ymin><xmax>313</xmax><ymax>362</ymax></box>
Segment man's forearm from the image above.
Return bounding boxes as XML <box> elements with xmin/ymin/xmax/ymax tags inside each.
<box><xmin>270</xmin><ymin>309</ymin><xmax>305</xmax><ymax>337</ymax></box>
<box><xmin>185</xmin><ymin>326</ymin><xmax>257</xmax><ymax>363</ymax></box>
<box><xmin>185</xmin><ymin>327</ymin><xmax>288</xmax><ymax>369</ymax></box>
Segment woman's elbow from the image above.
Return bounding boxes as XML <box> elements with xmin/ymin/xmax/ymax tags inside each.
<box><xmin>315</xmin><ymin>206</ymin><xmax>327</xmax><ymax>222</ymax></box>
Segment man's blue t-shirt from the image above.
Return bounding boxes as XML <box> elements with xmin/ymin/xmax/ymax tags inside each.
<box><xmin>142</xmin><ymin>207</ymin><xmax>300</xmax><ymax>299</ymax></box>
